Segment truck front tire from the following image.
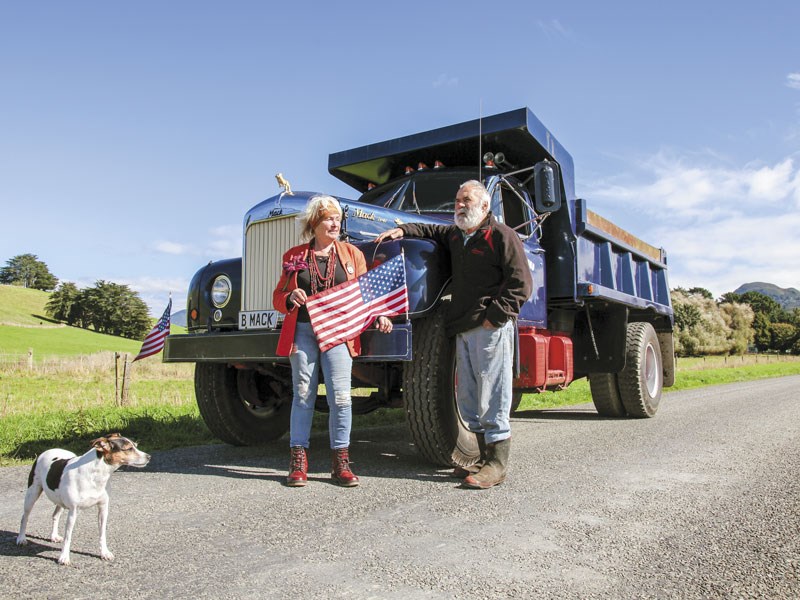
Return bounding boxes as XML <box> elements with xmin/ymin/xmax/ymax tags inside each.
<box><xmin>195</xmin><ymin>363</ymin><xmax>291</xmax><ymax>445</ymax></box>
<box><xmin>403</xmin><ymin>308</ymin><xmax>480</xmax><ymax>467</ymax></box>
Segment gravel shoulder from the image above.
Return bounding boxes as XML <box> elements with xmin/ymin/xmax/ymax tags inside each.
<box><xmin>1</xmin><ymin>376</ymin><xmax>798</xmax><ymax>599</ymax></box>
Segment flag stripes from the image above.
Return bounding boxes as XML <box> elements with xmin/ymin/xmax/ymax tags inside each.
<box><xmin>133</xmin><ymin>299</ymin><xmax>171</xmax><ymax>362</ymax></box>
<box><xmin>306</xmin><ymin>255</ymin><xmax>408</xmax><ymax>352</ymax></box>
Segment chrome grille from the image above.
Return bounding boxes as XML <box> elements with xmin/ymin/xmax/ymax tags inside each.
<box><xmin>243</xmin><ymin>215</ymin><xmax>299</xmax><ymax>311</ymax></box>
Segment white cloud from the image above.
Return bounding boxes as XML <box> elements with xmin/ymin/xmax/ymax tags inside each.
<box><xmin>787</xmin><ymin>72</ymin><xmax>800</xmax><ymax>90</ymax></box>
<box><xmin>589</xmin><ymin>153</ymin><xmax>800</xmax><ymax>216</ymax></box>
<box><xmin>433</xmin><ymin>74</ymin><xmax>459</xmax><ymax>88</ymax></box>
<box><xmin>582</xmin><ymin>152</ymin><xmax>800</xmax><ymax>297</ymax></box>
<box><xmin>152</xmin><ymin>225</ymin><xmax>242</xmax><ymax>260</ymax></box>
<box><xmin>154</xmin><ymin>241</ymin><xmax>191</xmax><ymax>255</ymax></box>
<box><xmin>536</xmin><ymin>19</ymin><xmax>573</xmax><ymax>40</ymax></box>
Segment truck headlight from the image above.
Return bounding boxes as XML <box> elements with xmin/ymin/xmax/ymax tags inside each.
<box><xmin>211</xmin><ymin>275</ymin><xmax>232</xmax><ymax>308</ymax></box>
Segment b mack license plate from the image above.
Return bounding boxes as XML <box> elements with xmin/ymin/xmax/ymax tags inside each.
<box><xmin>239</xmin><ymin>310</ymin><xmax>280</xmax><ymax>330</ymax></box>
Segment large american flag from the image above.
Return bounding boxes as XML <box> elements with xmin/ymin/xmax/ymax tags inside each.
<box><xmin>133</xmin><ymin>298</ymin><xmax>172</xmax><ymax>362</ymax></box>
<box><xmin>307</xmin><ymin>254</ymin><xmax>408</xmax><ymax>352</ymax></box>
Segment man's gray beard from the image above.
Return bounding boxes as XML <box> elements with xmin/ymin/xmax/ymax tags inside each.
<box><xmin>455</xmin><ymin>206</ymin><xmax>484</xmax><ymax>232</ymax></box>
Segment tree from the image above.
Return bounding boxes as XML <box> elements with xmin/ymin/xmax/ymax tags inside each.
<box><xmin>687</xmin><ymin>287</ymin><xmax>713</xmax><ymax>300</ymax></box>
<box><xmin>671</xmin><ymin>289</ymin><xmax>753</xmax><ymax>356</ymax></box>
<box><xmin>752</xmin><ymin>313</ymin><xmax>772</xmax><ymax>352</ymax></box>
<box><xmin>718</xmin><ymin>292</ymin><xmax>741</xmax><ymax>304</ymax></box>
<box><xmin>76</xmin><ymin>280</ymin><xmax>151</xmax><ymax>339</ymax></box>
<box><xmin>0</xmin><ymin>254</ymin><xmax>58</xmax><ymax>290</ymax></box>
<box><xmin>60</xmin><ymin>280</ymin><xmax>152</xmax><ymax>339</ymax></box>
<box><xmin>719</xmin><ymin>302</ymin><xmax>754</xmax><ymax>354</ymax></box>
<box><xmin>45</xmin><ymin>282</ymin><xmax>81</xmax><ymax>323</ymax></box>
<box><xmin>770</xmin><ymin>322</ymin><xmax>797</xmax><ymax>353</ymax></box>
<box><xmin>738</xmin><ymin>291</ymin><xmax>784</xmax><ymax>322</ymax></box>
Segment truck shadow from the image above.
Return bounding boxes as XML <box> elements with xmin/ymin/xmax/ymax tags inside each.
<box><xmin>131</xmin><ymin>423</ymin><xmax>454</xmax><ymax>485</ymax></box>
<box><xmin>512</xmin><ymin>407</ymin><xmax>606</xmax><ymax>421</ymax></box>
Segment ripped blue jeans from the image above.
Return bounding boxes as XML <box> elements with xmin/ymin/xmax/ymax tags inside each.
<box><xmin>289</xmin><ymin>322</ymin><xmax>353</xmax><ymax>449</ymax></box>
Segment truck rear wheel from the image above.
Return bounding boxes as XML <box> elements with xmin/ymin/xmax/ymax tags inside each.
<box><xmin>617</xmin><ymin>322</ymin><xmax>662</xmax><ymax>418</ymax></box>
<box><xmin>588</xmin><ymin>373</ymin><xmax>627</xmax><ymax>417</ymax></box>
<box><xmin>403</xmin><ymin>308</ymin><xmax>480</xmax><ymax>467</ymax></box>
<box><xmin>195</xmin><ymin>363</ymin><xmax>291</xmax><ymax>446</ymax></box>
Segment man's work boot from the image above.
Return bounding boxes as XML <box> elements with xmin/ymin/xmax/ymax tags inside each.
<box><xmin>331</xmin><ymin>447</ymin><xmax>360</xmax><ymax>487</ymax></box>
<box><xmin>286</xmin><ymin>446</ymin><xmax>308</xmax><ymax>487</ymax></box>
<box><xmin>462</xmin><ymin>438</ymin><xmax>511</xmax><ymax>489</ymax></box>
<box><xmin>452</xmin><ymin>433</ymin><xmax>486</xmax><ymax>478</ymax></box>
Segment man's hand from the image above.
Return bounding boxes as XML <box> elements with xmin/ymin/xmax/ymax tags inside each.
<box><xmin>374</xmin><ymin>228</ymin><xmax>404</xmax><ymax>244</ymax></box>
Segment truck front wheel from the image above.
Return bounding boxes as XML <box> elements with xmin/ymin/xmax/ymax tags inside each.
<box><xmin>403</xmin><ymin>308</ymin><xmax>480</xmax><ymax>467</ymax></box>
<box><xmin>618</xmin><ymin>322</ymin><xmax>663</xmax><ymax>418</ymax></box>
<box><xmin>195</xmin><ymin>363</ymin><xmax>292</xmax><ymax>446</ymax></box>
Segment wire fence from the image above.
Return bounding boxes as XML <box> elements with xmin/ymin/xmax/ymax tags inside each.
<box><xmin>0</xmin><ymin>350</ymin><xmax>193</xmax><ymax>407</ymax></box>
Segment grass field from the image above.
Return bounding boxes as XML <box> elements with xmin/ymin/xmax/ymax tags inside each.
<box><xmin>2</xmin><ymin>283</ymin><xmax>800</xmax><ymax>467</ymax></box>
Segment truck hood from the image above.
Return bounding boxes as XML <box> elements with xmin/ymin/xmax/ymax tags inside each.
<box><xmin>243</xmin><ymin>191</ymin><xmax>451</xmax><ymax>243</ymax></box>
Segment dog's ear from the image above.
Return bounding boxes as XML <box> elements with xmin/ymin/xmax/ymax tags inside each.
<box><xmin>91</xmin><ymin>437</ymin><xmax>112</xmax><ymax>454</ymax></box>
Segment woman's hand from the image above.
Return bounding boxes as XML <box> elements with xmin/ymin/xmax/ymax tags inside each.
<box><xmin>289</xmin><ymin>288</ymin><xmax>307</xmax><ymax>307</ymax></box>
<box><xmin>375</xmin><ymin>316</ymin><xmax>393</xmax><ymax>333</ymax></box>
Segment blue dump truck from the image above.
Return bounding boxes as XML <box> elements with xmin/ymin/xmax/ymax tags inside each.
<box><xmin>164</xmin><ymin>107</ymin><xmax>675</xmax><ymax>467</ymax></box>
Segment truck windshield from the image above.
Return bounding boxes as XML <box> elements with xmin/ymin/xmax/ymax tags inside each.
<box><xmin>359</xmin><ymin>170</ymin><xmax>478</xmax><ymax>214</ymax></box>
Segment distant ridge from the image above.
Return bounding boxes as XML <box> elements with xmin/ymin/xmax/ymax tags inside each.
<box><xmin>734</xmin><ymin>282</ymin><xmax>800</xmax><ymax>310</ymax></box>
<box><xmin>171</xmin><ymin>309</ymin><xmax>187</xmax><ymax>327</ymax></box>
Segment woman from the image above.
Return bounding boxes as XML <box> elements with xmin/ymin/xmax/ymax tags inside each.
<box><xmin>272</xmin><ymin>195</ymin><xmax>392</xmax><ymax>487</ymax></box>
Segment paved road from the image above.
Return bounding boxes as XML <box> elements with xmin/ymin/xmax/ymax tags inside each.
<box><xmin>1</xmin><ymin>377</ymin><xmax>798</xmax><ymax>599</ymax></box>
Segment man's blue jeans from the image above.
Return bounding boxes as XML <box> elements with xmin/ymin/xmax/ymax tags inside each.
<box><xmin>289</xmin><ymin>322</ymin><xmax>353</xmax><ymax>449</ymax></box>
<box><xmin>455</xmin><ymin>320</ymin><xmax>514</xmax><ymax>444</ymax></box>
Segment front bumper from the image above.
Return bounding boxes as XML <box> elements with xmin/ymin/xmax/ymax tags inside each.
<box><xmin>163</xmin><ymin>323</ymin><xmax>412</xmax><ymax>363</ymax></box>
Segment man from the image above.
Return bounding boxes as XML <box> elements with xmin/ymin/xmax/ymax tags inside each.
<box><xmin>375</xmin><ymin>180</ymin><xmax>532</xmax><ymax>488</ymax></box>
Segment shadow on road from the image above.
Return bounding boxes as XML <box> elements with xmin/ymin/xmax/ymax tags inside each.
<box><xmin>512</xmin><ymin>407</ymin><xmax>606</xmax><ymax>421</ymax></box>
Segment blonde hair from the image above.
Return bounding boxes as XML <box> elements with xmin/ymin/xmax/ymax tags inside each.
<box><xmin>298</xmin><ymin>195</ymin><xmax>343</xmax><ymax>242</ymax></box>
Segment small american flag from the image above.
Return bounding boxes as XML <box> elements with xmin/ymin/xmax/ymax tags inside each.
<box><xmin>307</xmin><ymin>254</ymin><xmax>408</xmax><ymax>352</ymax></box>
<box><xmin>133</xmin><ymin>298</ymin><xmax>172</xmax><ymax>362</ymax></box>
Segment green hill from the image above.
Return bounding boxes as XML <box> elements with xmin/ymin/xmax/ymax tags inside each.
<box><xmin>0</xmin><ymin>284</ymin><xmax>53</xmax><ymax>326</ymax></box>
<box><xmin>0</xmin><ymin>284</ymin><xmax>182</xmax><ymax>358</ymax></box>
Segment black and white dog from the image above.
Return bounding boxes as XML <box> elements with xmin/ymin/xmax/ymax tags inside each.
<box><xmin>16</xmin><ymin>433</ymin><xmax>150</xmax><ymax>565</ymax></box>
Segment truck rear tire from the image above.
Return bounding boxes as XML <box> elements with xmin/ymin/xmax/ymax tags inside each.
<box><xmin>617</xmin><ymin>322</ymin><xmax>662</xmax><ymax>418</ymax></box>
<box><xmin>195</xmin><ymin>363</ymin><xmax>291</xmax><ymax>446</ymax></box>
<box><xmin>588</xmin><ymin>373</ymin><xmax>627</xmax><ymax>417</ymax></box>
<box><xmin>403</xmin><ymin>308</ymin><xmax>480</xmax><ymax>467</ymax></box>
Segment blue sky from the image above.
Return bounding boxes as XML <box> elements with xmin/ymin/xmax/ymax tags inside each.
<box><xmin>2</xmin><ymin>1</ymin><xmax>798</xmax><ymax>314</ymax></box>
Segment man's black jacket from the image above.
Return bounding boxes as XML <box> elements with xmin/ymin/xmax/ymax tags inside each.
<box><xmin>400</xmin><ymin>212</ymin><xmax>533</xmax><ymax>338</ymax></box>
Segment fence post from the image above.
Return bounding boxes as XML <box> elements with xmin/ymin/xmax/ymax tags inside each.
<box><xmin>120</xmin><ymin>353</ymin><xmax>130</xmax><ymax>406</ymax></box>
<box><xmin>115</xmin><ymin>352</ymin><xmax>121</xmax><ymax>406</ymax></box>
<box><xmin>28</xmin><ymin>348</ymin><xmax>33</xmax><ymax>370</ymax></box>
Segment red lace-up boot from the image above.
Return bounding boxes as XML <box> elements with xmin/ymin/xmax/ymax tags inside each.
<box><xmin>286</xmin><ymin>446</ymin><xmax>308</xmax><ymax>487</ymax></box>
<box><xmin>331</xmin><ymin>448</ymin><xmax>360</xmax><ymax>487</ymax></box>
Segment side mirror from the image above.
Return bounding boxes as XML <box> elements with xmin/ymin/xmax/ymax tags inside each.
<box><xmin>533</xmin><ymin>160</ymin><xmax>562</xmax><ymax>213</ymax></box>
